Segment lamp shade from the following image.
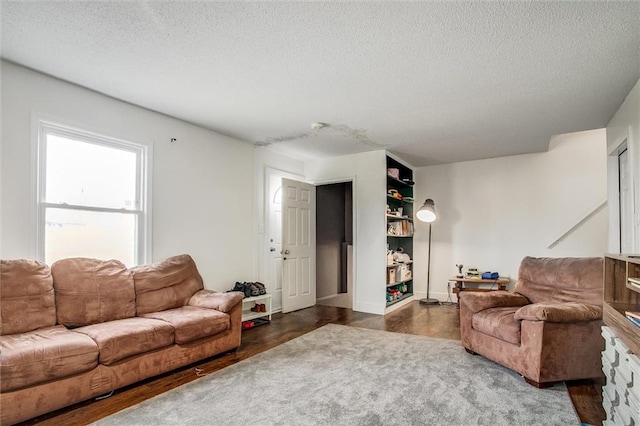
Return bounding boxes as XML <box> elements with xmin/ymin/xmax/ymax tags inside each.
<box><xmin>416</xmin><ymin>199</ymin><xmax>437</xmax><ymax>223</ymax></box>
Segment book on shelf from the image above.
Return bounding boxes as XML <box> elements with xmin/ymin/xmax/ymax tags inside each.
<box><xmin>628</xmin><ymin>316</ymin><xmax>640</xmax><ymax>328</ymax></box>
<box><xmin>626</xmin><ymin>311</ymin><xmax>640</xmax><ymax>321</ymax></box>
<box><xmin>387</xmin><ymin>220</ymin><xmax>414</xmax><ymax>236</ymax></box>
<box><xmin>626</xmin><ymin>311</ymin><xmax>640</xmax><ymax>328</ymax></box>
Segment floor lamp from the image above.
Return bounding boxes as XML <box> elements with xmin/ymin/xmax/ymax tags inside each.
<box><xmin>416</xmin><ymin>199</ymin><xmax>439</xmax><ymax>305</ymax></box>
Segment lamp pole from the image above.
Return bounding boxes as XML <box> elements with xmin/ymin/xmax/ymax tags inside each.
<box><xmin>417</xmin><ymin>199</ymin><xmax>439</xmax><ymax>305</ymax></box>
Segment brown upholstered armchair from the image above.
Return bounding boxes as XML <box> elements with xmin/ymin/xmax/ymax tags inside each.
<box><xmin>459</xmin><ymin>256</ymin><xmax>604</xmax><ymax>388</ymax></box>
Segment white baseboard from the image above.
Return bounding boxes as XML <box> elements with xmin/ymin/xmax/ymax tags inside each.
<box><xmin>413</xmin><ymin>290</ymin><xmax>456</xmax><ymax>303</ymax></box>
<box><xmin>353</xmin><ymin>301</ymin><xmax>385</xmax><ymax>315</ymax></box>
<box><xmin>317</xmin><ymin>292</ymin><xmax>352</xmax><ymax>308</ymax></box>
<box><xmin>316</xmin><ymin>294</ymin><xmax>339</xmax><ymax>302</ymax></box>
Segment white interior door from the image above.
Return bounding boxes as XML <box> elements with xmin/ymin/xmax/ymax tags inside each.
<box><xmin>281</xmin><ymin>178</ymin><xmax>316</xmax><ymax>313</ymax></box>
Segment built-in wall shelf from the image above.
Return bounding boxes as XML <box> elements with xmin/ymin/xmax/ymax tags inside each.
<box><xmin>386</xmin><ymin>155</ymin><xmax>415</xmax><ymax>313</ymax></box>
<box><xmin>387</xmin><ymin>261</ymin><xmax>413</xmax><ymax>268</ymax></box>
<box><xmin>386</xmin><ymin>292</ymin><xmax>414</xmax><ymax>307</ymax></box>
<box><xmin>386</xmin><ymin>214</ymin><xmax>413</xmax><ymax>221</ymax></box>
<box><xmin>386</xmin><ymin>277</ymin><xmax>413</xmax><ymax>288</ymax></box>
<box><xmin>387</xmin><ymin>195</ymin><xmax>413</xmax><ymax>204</ymax></box>
<box><xmin>387</xmin><ymin>175</ymin><xmax>414</xmax><ymax>188</ymax></box>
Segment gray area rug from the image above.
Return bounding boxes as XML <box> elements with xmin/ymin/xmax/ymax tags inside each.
<box><xmin>95</xmin><ymin>324</ymin><xmax>579</xmax><ymax>425</ymax></box>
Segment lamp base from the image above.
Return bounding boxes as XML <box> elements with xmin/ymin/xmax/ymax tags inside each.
<box><xmin>419</xmin><ymin>298</ymin><xmax>440</xmax><ymax>305</ymax></box>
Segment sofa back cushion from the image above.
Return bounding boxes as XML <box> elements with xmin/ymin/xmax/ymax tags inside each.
<box><xmin>514</xmin><ymin>256</ymin><xmax>603</xmax><ymax>306</ymax></box>
<box><xmin>52</xmin><ymin>258</ymin><xmax>136</xmax><ymax>326</ymax></box>
<box><xmin>131</xmin><ymin>254</ymin><xmax>204</xmax><ymax>315</ymax></box>
<box><xmin>0</xmin><ymin>259</ymin><xmax>56</xmax><ymax>335</ymax></box>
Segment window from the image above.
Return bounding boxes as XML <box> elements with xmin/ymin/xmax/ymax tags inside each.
<box><xmin>36</xmin><ymin>121</ymin><xmax>149</xmax><ymax>266</ymax></box>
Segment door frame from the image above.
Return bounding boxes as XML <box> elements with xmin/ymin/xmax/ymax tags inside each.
<box><xmin>264</xmin><ymin>167</ymin><xmax>304</xmax><ymax>313</ymax></box>
<box><xmin>608</xmin><ymin>134</ymin><xmax>636</xmax><ymax>252</ymax></box>
<box><xmin>309</xmin><ymin>176</ymin><xmax>357</xmax><ymax>310</ymax></box>
<box><xmin>263</xmin><ymin>169</ymin><xmax>358</xmax><ymax>313</ymax></box>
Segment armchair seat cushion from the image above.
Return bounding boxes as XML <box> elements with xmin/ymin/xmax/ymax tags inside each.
<box><xmin>514</xmin><ymin>302</ymin><xmax>602</xmax><ymax>323</ymax></box>
<box><xmin>472</xmin><ymin>306</ymin><xmax>521</xmax><ymax>345</ymax></box>
<box><xmin>74</xmin><ymin>317</ymin><xmax>175</xmax><ymax>365</ymax></box>
<box><xmin>141</xmin><ymin>306</ymin><xmax>230</xmax><ymax>344</ymax></box>
<box><xmin>0</xmin><ymin>325</ymin><xmax>98</xmax><ymax>392</ymax></box>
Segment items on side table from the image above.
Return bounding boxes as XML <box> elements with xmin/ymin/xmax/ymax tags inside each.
<box><xmin>481</xmin><ymin>271</ymin><xmax>500</xmax><ymax>280</ymax></box>
<box><xmin>465</xmin><ymin>268</ymin><xmax>480</xmax><ymax>278</ymax></box>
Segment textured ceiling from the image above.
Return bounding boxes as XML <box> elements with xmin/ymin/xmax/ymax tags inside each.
<box><xmin>2</xmin><ymin>1</ymin><xmax>639</xmax><ymax>166</ymax></box>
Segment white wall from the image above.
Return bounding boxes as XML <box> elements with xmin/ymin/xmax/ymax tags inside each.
<box><xmin>607</xmin><ymin>78</ymin><xmax>640</xmax><ymax>253</ymax></box>
<box><xmin>0</xmin><ymin>62</ymin><xmax>3</xmax><ymax>259</ymax></box>
<box><xmin>1</xmin><ymin>61</ymin><xmax>254</xmax><ymax>291</ymax></box>
<box><xmin>414</xmin><ymin>129</ymin><xmax>608</xmax><ymax>301</ymax></box>
<box><xmin>305</xmin><ymin>150</ymin><xmax>387</xmax><ymax>314</ymax></box>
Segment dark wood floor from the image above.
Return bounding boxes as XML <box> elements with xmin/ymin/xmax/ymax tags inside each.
<box><xmin>23</xmin><ymin>301</ymin><xmax>604</xmax><ymax>425</ymax></box>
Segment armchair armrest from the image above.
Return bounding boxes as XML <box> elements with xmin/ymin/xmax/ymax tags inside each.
<box><xmin>459</xmin><ymin>291</ymin><xmax>529</xmax><ymax>314</ymax></box>
<box><xmin>514</xmin><ymin>302</ymin><xmax>602</xmax><ymax>323</ymax></box>
<box><xmin>188</xmin><ymin>290</ymin><xmax>244</xmax><ymax>313</ymax></box>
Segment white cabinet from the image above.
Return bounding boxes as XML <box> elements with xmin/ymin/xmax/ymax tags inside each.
<box><xmin>602</xmin><ymin>326</ymin><xmax>640</xmax><ymax>426</ymax></box>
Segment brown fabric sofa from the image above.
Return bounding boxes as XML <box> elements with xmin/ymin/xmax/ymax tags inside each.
<box><xmin>459</xmin><ymin>256</ymin><xmax>604</xmax><ymax>387</ymax></box>
<box><xmin>0</xmin><ymin>254</ymin><xmax>243</xmax><ymax>425</ymax></box>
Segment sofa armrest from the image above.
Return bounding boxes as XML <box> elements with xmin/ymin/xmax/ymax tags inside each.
<box><xmin>459</xmin><ymin>291</ymin><xmax>530</xmax><ymax>314</ymax></box>
<box><xmin>514</xmin><ymin>302</ymin><xmax>602</xmax><ymax>323</ymax></box>
<box><xmin>188</xmin><ymin>290</ymin><xmax>244</xmax><ymax>313</ymax></box>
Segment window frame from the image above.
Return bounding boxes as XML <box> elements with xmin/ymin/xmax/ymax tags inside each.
<box><xmin>34</xmin><ymin>118</ymin><xmax>151</xmax><ymax>266</ymax></box>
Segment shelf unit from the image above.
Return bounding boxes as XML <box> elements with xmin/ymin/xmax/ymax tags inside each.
<box><xmin>603</xmin><ymin>254</ymin><xmax>640</xmax><ymax>353</ymax></box>
<box><xmin>385</xmin><ymin>155</ymin><xmax>415</xmax><ymax>311</ymax></box>
<box><xmin>386</xmin><ymin>277</ymin><xmax>413</xmax><ymax>288</ymax></box>
<box><xmin>602</xmin><ymin>254</ymin><xmax>640</xmax><ymax>424</ymax></box>
<box><xmin>241</xmin><ymin>294</ymin><xmax>272</xmax><ymax>322</ymax></box>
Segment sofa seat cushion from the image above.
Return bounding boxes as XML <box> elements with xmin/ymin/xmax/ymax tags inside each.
<box><xmin>472</xmin><ymin>306</ymin><xmax>521</xmax><ymax>345</ymax></box>
<box><xmin>74</xmin><ymin>317</ymin><xmax>175</xmax><ymax>365</ymax></box>
<box><xmin>0</xmin><ymin>325</ymin><xmax>98</xmax><ymax>392</ymax></box>
<box><xmin>141</xmin><ymin>306</ymin><xmax>230</xmax><ymax>344</ymax></box>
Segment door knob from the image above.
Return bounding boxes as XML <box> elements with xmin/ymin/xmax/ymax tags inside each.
<box><xmin>284</xmin><ymin>249</ymin><xmax>290</xmax><ymax>254</ymax></box>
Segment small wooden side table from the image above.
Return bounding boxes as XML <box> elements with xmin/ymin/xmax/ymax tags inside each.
<box><xmin>449</xmin><ymin>277</ymin><xmax>511</xmax><ymax>307</ymax></box>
